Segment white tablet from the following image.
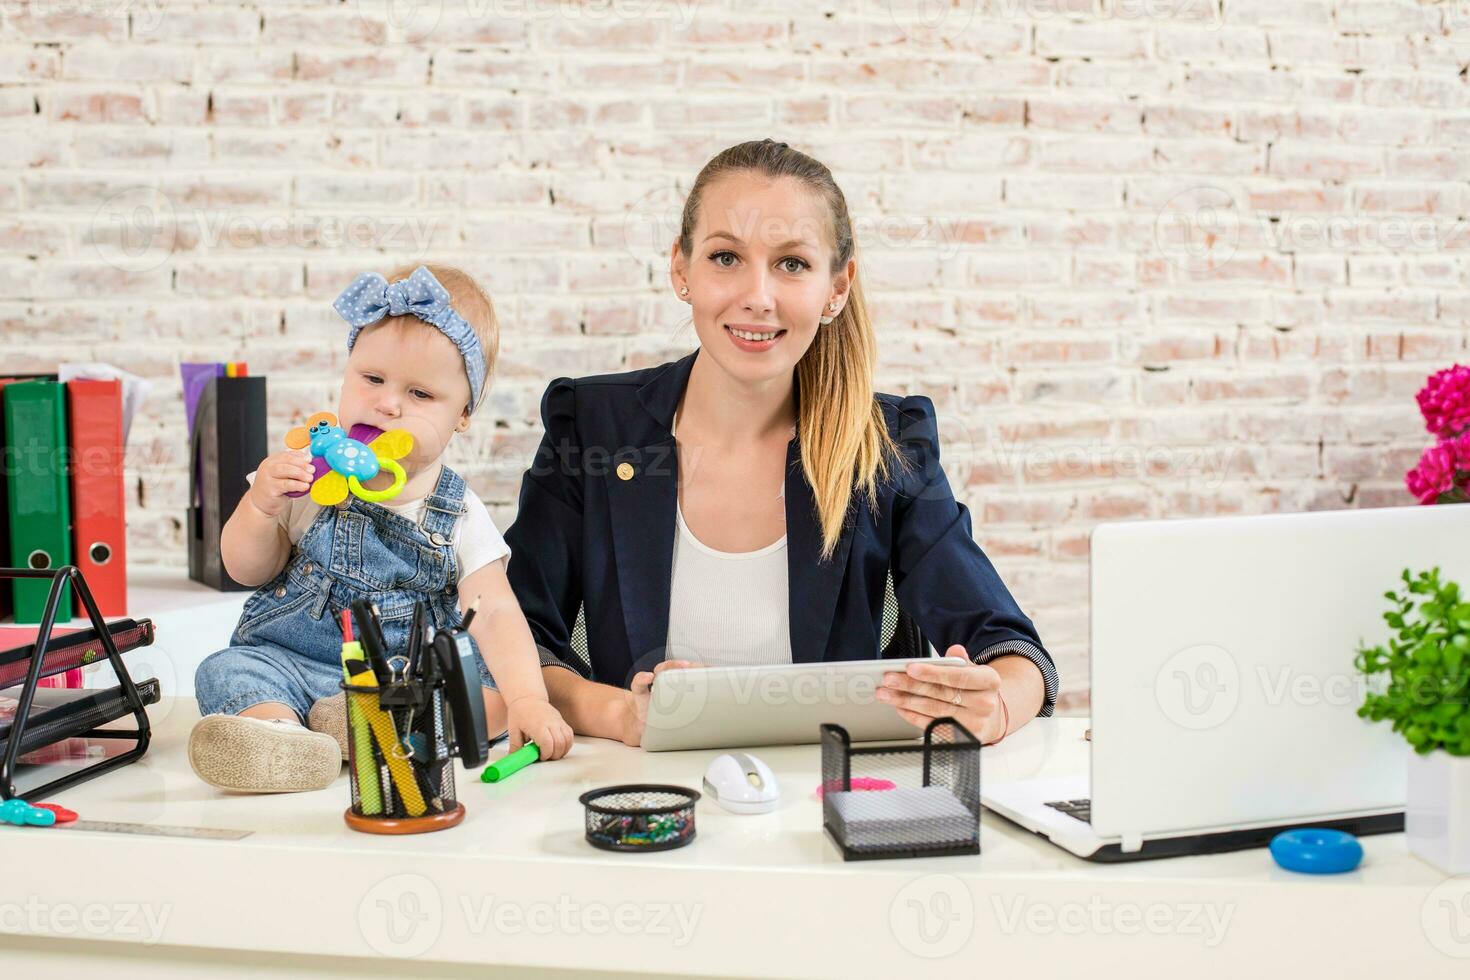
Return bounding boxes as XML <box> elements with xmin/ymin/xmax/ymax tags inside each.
<box><xmin>639</xmin><ymin>657</ymin><xmax>964</xmax><ymax>752</ymax></box>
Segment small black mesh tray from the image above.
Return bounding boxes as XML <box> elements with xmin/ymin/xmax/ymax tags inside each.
<box><xmin>820</xmin><ymin>717</ymin><xmax>981</xmax><ymax>861</ymax></box>
<box><xmin>579</xmin><ymin>784</ymin><xmax>700</xmax><ymax>852</ymax></box>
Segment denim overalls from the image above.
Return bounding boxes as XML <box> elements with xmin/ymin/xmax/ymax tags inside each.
<box><xmin>195</xmin><ymin>465</ymin><xmax>494</xmax><ymax>721</ymax></box>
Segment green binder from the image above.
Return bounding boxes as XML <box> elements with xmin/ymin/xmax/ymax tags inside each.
<box><xmin>4</xmin><ymin>380</ymin><xmax>72</xmax><ymax>623</ymax></box>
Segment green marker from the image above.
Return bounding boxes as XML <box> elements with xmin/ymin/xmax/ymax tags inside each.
<box><xmin>481</xmin><ymin>741</ymin><xmax>540</xmax><ymax>783</ymax></box>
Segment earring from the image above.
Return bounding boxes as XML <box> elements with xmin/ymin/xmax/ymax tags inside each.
<box><xmin>819</xmin><ymin>301</ymin><xmax>839</xmax><ymax>326</ymax></box>
<box><xmin>679</xmin><ymin>285</ymin><xmax>689</xmax><ymax>298</ymax></box>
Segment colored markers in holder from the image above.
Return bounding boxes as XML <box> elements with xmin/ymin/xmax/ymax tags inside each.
<box><xmin>338</xmin><ymin>602</ymin><xmax>487</xmax><ymax>835</ymax></box>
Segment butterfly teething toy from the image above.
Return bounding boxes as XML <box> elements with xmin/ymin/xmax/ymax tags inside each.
<box><xmin>284</xmin><ymin>411</ymin><xmax>414</xmax><ymax>506</ymax></box>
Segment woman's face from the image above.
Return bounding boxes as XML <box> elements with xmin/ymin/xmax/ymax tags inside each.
<box><xmin>672</xmin><ymin>172</ymin><xmax>851</xmax><ymax>388</ymax></box>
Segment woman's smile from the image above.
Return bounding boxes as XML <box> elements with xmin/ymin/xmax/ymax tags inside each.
<box><xmin>725</xmin><ymin>323</ymin><xmax>787</xmax><ymax>352</ymax></box>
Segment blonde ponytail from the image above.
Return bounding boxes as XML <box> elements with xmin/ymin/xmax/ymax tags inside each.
<box><xmin>795</xmin><ymin>274</ymin><xmax>903</xmax><ymax>559</ymax></box>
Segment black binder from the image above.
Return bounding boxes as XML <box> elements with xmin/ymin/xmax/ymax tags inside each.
<box><xmin>188</xmin><ymin>376</ymin><xmax>267</xmax><ymax>591</ymax></box>
<box><xmin>0</xmin><ymin>565</ymin><xmax>156</xmax><ymax>800</ymax></box>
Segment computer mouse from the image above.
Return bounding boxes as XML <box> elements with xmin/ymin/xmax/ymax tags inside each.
<box><xmin>702</xmin><ymin>752</ymin><xmax>780</xmax><ymax>815</ymax></box>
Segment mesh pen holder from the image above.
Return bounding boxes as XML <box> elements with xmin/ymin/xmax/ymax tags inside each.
<box><xmin>820</xmin><ymin>717</ymin><xmax>981</xmax><ymax>861</ymax></box>
<box><xmin>341</xmin><ymin>680</ymin><xmax>463</xmax><ymax>834</ymax></box>
<box><xmin>580</xmin><ymin>785</ymin><xmax>700</xmax><ymax>852</ymax></box>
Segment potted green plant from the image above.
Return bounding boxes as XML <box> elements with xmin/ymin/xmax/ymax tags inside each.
<box><xmin>1356</xmin><ymin>568</ymin><xmax>1470</xmax><ymax>873</ymax></box>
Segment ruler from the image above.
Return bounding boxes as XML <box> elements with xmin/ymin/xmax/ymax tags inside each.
<box><xmin>53</xmin><ymin>820</ymin><xmax>253</xmax><ymax>840</ymax></box>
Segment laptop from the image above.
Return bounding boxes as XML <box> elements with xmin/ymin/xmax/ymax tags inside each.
<box><xmin>641</xmin><ymin>658</ymin><xmax>963</xmax><ymax>752</ymax></box>
<box><xmin>981</xmin><ymin>503</ymin><xmax>1470</xmax><ymax>862</ymax></box>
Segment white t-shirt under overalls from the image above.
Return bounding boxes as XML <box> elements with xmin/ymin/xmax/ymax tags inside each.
<box><xmin>246</xmin><ymin>464</ymin><xmax>509</xmax><ymax>582</ymax></box>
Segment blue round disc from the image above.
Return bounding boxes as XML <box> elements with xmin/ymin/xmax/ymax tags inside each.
<box><xmin>1269</xmin><ymin>828</ymin><xmax>1363</xmax><ymax>874</ymax></box>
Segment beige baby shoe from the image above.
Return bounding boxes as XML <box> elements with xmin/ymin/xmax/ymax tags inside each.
<box><xmin>307</xmin><ymin>692</ymin><xmax>349</xmax><ymax>761</ymax></box>
<box><xmin>188</xmin><ymin>714</ymin><xmax>342</xmax><ymax>793</ymax></box>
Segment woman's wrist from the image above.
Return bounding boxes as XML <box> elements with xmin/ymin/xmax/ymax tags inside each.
<box><xmin>990</xmin><ymin>687</ymin><xmax>1010</xmax><ymax>745</ymax></box>
<box><xmin>539</xmin><ymin>664</ymin><xmax>629</xmax><ymax>740</ymax></box>
<box><xmin>610</xmin><ymin>685</ymin><xmax>638</xmax><ymax>738</ymax></box>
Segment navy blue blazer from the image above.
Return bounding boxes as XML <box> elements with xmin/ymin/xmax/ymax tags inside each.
<box><xmin>503</xmin><ymin>350</ymin><xmax>1058</xmax><ymax>715</ymax></box>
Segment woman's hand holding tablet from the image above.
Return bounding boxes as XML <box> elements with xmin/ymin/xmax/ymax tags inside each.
<box><xmin>877</xmin><ymin>645</ymin><xmax>1010</xmax><ymax>744</ymax></box>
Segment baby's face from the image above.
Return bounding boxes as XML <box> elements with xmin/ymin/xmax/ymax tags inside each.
<box><xmin>339</xmin><ymin>319</ymin><xmax>473</xmax><ymax>471</ymax></box>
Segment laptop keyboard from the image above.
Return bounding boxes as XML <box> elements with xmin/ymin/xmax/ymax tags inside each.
<box><xmin>1044</xmin><ymin>798</ymin><xmax>1091</xmax><ymax>823</ymax></box>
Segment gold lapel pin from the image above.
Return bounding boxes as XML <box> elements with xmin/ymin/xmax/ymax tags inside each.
<box><xmin>616</xmin><ymin>462</ymin><xmax>634</xmax><ymax>481</ymax></box>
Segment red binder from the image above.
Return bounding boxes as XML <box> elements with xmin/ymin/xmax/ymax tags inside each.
<box><xmin>65</xmin><ymin>379</ymin><xmax>127</xmax><ymax>616</ymax></box>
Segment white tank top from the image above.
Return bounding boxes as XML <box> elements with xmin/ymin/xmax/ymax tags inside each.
<box><xmin>664</xmin><ymin>410</ymin><xmax>794</xmax><ymax>667</ymax></box>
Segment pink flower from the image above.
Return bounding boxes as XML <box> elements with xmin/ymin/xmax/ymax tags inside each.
<box><xmin>1416</xmin><ymin>364</ymin><xmax>1470</xmax><ymax>439</ymax></box>
<box><xmin>1406</xmin><ymin>433</ymin><xmax>1470</xmax><ymax>504</ymax></box>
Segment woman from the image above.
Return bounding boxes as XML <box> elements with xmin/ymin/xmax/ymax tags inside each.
<box><xmin>504</xmin><ymin>139</ymin><xmax>1057</xmax><ymax>746</ymax></box>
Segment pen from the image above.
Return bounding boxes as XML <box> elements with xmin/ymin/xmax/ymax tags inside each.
<box><xmin>406</xmin><ymin>601</ymin><xmax>425</xmax><ymax>679</ymax></box>
<box><xmin>351</xmin><ymin>599</ymin><xmax>393</xmax><ymax>685</ymax></box>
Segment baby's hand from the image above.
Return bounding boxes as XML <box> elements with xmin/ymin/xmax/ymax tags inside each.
<box><xmin>506</xmin><ymin>697</ymin><xmax>573</xmax><ymax>761</ymax></box>
<box><xmin>249</xmin><ymin>449</ymin><xmax>315</xmax><ymax>518</ymax></box>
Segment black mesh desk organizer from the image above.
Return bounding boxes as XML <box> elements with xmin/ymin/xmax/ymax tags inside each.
<box><xmin>0</xmin><ymin>565</ymin><xmax>157</xmax><ymax>800</ymax></box>
<box><xmin>820</xmin><ymin>717</ymin><xmax>981</xmax><ymax>861</ymax></box>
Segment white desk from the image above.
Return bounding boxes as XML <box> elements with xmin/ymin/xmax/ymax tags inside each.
<box><xmin>2</xmin><ymin>699</ymin><xmax>1466</xmax><ymax>977</ymax></box>
<box><xmin>75</xmin><ymin>566</ymin><xmax>248</xmax><ymax>697</ymax></box>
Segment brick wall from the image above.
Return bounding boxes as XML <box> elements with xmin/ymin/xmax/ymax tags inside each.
<box><xmin>2</xmin><ymin>0</ymin><xmax>1467</xmax><ymax>709</ymax></box>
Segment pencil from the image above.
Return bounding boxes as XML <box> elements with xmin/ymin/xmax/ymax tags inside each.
<box><xmin>459</xmin><ymin>595</ymin><xmax>483</xmax><ymax>631</ymax></box>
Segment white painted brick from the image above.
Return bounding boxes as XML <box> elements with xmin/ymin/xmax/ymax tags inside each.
<box><xmin>1060</xmin><ymin>62</ymin><xmax>1178</xmax><ymax>97</ymax></box>
<box><xmin>0</xmin><ymin>87</ymin><xmax>37</xmax><ymax>119</ymax></box>
<box><xmin>1269</xmin><ymin>142</ymin><xmax>1383</xmax><ymax>180</ymax></box>
<box><xmin>1154</xmin><ymin>25</ymin><xmax>1268</xmax><ymax>61</ymax></box>
<box><xmin>883</xmin><ymin>174</ymin><xmax>1002</xmax><ymax>212</ymax></box>
<box><xmin>198</xmin><ymin>47</ymin><xmax>295</xmax><ymax>84</ymax></box>
<box><xmin>1</xmin><ymin>2</ymin><xmax>1459</xmax><ymax>713</ymax></box>
<box><xmin>74</xmin><ymin>131</ymin><xmax>211</xmax><ymax>167</ymax></box>
<box><xmin>557</xmin><ymin>57</ymin><xmax>677</xmax><ymax>89</ymax></box>
<box><xmin>47</xmin><ymin>87</ymin><xmax>149</xmax><ymax>123</ymax></box>
<box><xmin>1265</xmin><ymin>31</ymin><xmax>1361</xmax><ymax>68</ymax></box>
<box><xmin>1038</xmin><ymin>136</ymin><xmax>1153</xmax><ymax>173</ymax></box>
<box><xmin>382</xmin><ymin>132</ymin><xmax>516</xmax><ymax>170</ymax></box>
<box><xmin>163</xmin><ymin>175</ymin><xmax>291</xmax><ymax>209</ymax></box>
<box><xmin>60</xmin><ymin>43</ymin><xmax>195</xmax><ymax>83</ymax></box>
<box><xmin>1227</xmin><ymin>0</ymin><xmax>1333</xmax><ymax>27</ymax></box>
<box><xmin>1153</xmin><ymin>139</ymin><xmax>1267</xmax><ymax>175</ymax></box>
<box><xmin>533</xmin><ymin>18</ymin><xmax>665</xmax><ymax>50</ymax></box>
<box><xmin>1334</xmin><ymin>0</ymin><xmax>1432</xmax><ymax>33</ymax></box>
<box><xmin>295</xmin><ymin>50</ymin><xmax>431</xmax><ymax>86</ymax></box>
<box><xmin>1034</xmin><ymin>21</ymin><xmax>1150</xmax><ymax>59</ymax></box>
<box><xmin>1182</xmin><ymin>67</ymin><xmax>1303</xmax><ymax>102</ymax></box>
<box><xmin>154</xmin><ymin>88</ymin><xmax>208</xmax><ymax>125</ymax></box>
<box><xmin>1338</xmin><ymin>108</ymin><xmax>1434</xmax><ymax>145</ymax></box>
<box><xmin>1006</xmin><ymin>176</ymin><xmax>1125</xmax><ymax>209</ymax></box>
<box><xmin>261</xmin><ymin>9</ymin><xmax>389</xmax><ymax>45</ymax></box>
<box><xmin>0</xmin><ymin>43</ymin><xmax>60</xmax><ymax>81</ymax></box>
<box><xmin>6</xmin><ymin>7</ymin><xmax>127</xmax><ymax>43</ymax></box>
<box><xmin>133</xmin><ymin>7</ymin><xmax>262</xmax><ymax>43</ymax></box>
<box><xmin>292</xmin><ymin>174</ymin><xmax>415</xmax><ymax>208</ymax></box>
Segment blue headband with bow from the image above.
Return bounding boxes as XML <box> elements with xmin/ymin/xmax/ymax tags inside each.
<box><xmin>332</xmin><ymin>266</ymin><xmax>487</xmax><ymax>413</ymax></box>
